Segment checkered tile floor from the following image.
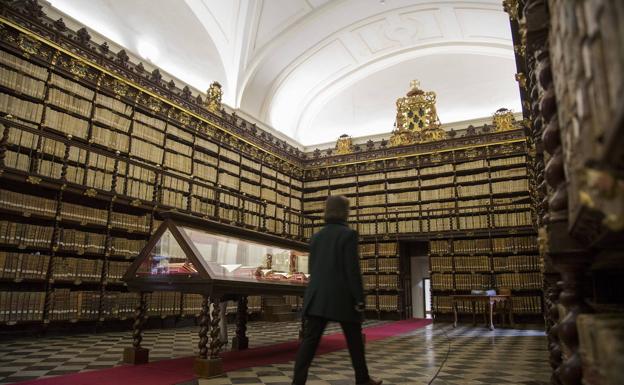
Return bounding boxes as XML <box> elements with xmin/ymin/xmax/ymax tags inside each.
<box><xmin>0</xmin><ymin>321</ymin><xmax>550</xmax><ymax>385</ymax></box>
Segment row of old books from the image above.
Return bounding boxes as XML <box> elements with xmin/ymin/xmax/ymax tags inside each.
<box><xmin>379</xmin><ymin>243</ymin><xmax>397</xmax><ymax>255</ymax></box>
<box><xmin>378</xmin><ymin>258</ymin><xmax>399</xmax><ymax>272</ymax></box>
<box><xmin>46</xmin><ymin>87</ymin><xmax>92</xmax><ymax>117</ymax></box>
<box><xmin>431</xmin><ymin>274</ymin><xmax>454</xmax><ymax>290</ymax></box>
<box><xmin>100</xmin><ymin>292</ymin><xmax>137</xmax><ymax>319</ymax></box>
<box><xmin>91</xmin><ymin>124</ymin><xmax>130</xmax><ymax>152</ymax></box>
<box><xmin>49</xmin><ymin>289</ymin><xmax>100</xmax><ymax>321</ymax></box>
<box><xmin>43</xmin><ymin>106</ymin><xmax>89</xmax><ymax>140</ymax></box>
<box><xmin>360</xmin><ymin>258</ymin><xmax>376</xmax><ymax>272</ymax></box>
<box><xmin>493</xmin><ymin>255</ymin><xmax>540</xmax><ymax>271</ymax></box>
<box><xmin>454</xmin><ymin>274</ymin><xmax>490</xmax><ymax>290</ymax></box>
<box><xmin>0</xmin><ymin>291</ymin><xmax>45</xmax><ymax>323</ymax></box>
<box><xmin>93</xmin><ymin>107</ymin><xmax>131</xmax><ymax>132</ymax></box>
<box><xmin>495</xmin><ymin>272</ymin><xmax>542</xmax><ymax>289</ymax></box>
<box><xmin>49</xmin><ymin>73</ymin><xmax>94</xmax><ymax>100</ymax></box>
<box><xmin>107</xmin><ymin>261</ymin><xmax>132</xmax><ymax>281</ymax></box>
<box><xmin>58</xmin><ymin>229</ymin><xmax>106</xmax><ymax>254</ymax></box>
<box><xmin>492</xmin><ymin>211</ymin><xmax>532</xmax><ymax>227</ymax></box>
<box><xmin>511</xmin><ymin>296</ymin><xmax>542</xmax><ymax>314</ymax></box>
<box><xmin>95</xmin><ymin>92</ymin><xmax>132</xmax><ymax>116</ymax></box>
<box><xmin>52</xmin><ymin>257</ymin><xmax>103</xmax><ymax>281</ymax></box>
<box><xmin>146</xmin><ymin>291</ymin><xmax>181</xmax><ymax>317</ymax></box>
<box><xmin>378</xmin><ymin>295</ymin><xmax>398</xmax><ymax>311</ymax></box>
<box><xmin>0</xmin><ymin>188</ymin><xmax>57</xmax><ymax>217</ymax></box>
<box><xmin>365</xmin><ymin>295</ymin><xmax>377</xmax><ymax>310</ymax></box>
<box><xmin>452</xmin><ymin>238</ymin><xmax>492</xmax><ymax>254</ymax></box>
<box><xmin>454</xmin><ymin>256</ymin><xmax>490</xmax><ymax>271</ymax></box>
<box><xmin>0</xmin><ymin>221</ymin><xmax>54</xmax><ymax>249</ymax></box>
<box><xmin>0</xmin><ymin>92</ymin><xmax>44</xmax><ymax>123</ymax></box>
<box><xmin>111</xmin><ymin>238</ymin><xmax>146</xmax><ymax>258</ymax></box>
<box><xmin>430</xmin><ymin>256</ymin><xmax>453</xmax><ymax>272</ymax></box>
<box><xmin>0</xmin><ymin>252</ymin><xmax>50</xmax><ymax>280</ymax></box>
<box><xmin>492</xmin><ymin>179</ymin><xmax>529</xmax><ymax>194</ymax></box>
<box><xmin>0</xmin><ymin>50</ymin><xmax>48</xmax><ymax>81</ymax></box>
<box><xmin>492</xmin><ymin>236</ymin><xmax>537</xmax><ymax>253</ymax></box>
<box><xmin>0</xmin><ymin>66</ymin><xmax>46</xmax><ymax>98</ymax></box>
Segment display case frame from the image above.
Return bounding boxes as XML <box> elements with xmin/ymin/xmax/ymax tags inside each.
<box><xmin>122</xmin><ymin>211</ymin><xmax>308</xmax><ymax>377</ymax></box>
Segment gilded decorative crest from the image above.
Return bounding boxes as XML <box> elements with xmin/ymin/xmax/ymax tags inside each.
<box><xmin>390</xmin><ymin>80</ymin><xmax>446</xmax><ymax>146</ymax></box>
<box><xmin>335</xmin><ymin>134</ymin><xmax>353</xmax><ymax>155</ymax></box>
<box><xmin>17</xmin><ymin>34</ymin><xmax>40</xmax><ymax>58</ymax></box>
<box><xmin>112</xmin><ymin>79</ymin><xmax>128</xmax><ymax>97</ymax></box>
<box><xmin>68</xmin><ymin>59</ymin><xmax>88</xmax><ymax>79</ymax></box>
<box><xmin>205</xmin><ymin>81</ymin><xmax>222</xmax><ymax>113</ymax></box>
<box><xmin>492</xmin><ymin>108</ymin><xmax>516</xmax><ymax>132</ymax></box>
<box><xmin>178</xmin><ymin>112</ymin><xmax>191</xmax><ymax>126</ymax></box>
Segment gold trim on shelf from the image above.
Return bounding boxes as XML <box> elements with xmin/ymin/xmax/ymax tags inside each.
<box><xmin>26</xmin><ymin>176</ymin><xmax>41</xmax><ymax>185</ymax></box>
<box><xmin>307</xmin><ymin>137</ymin><xmax>527</xmax><ymax>170</ymax></box>
<box><xmin>84</xmin><ymin>188</ymin><xmax>97</xmax><ymax>197</ymax></box>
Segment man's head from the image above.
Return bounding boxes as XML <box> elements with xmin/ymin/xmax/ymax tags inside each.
<box><xmin>324</xmin><ymin>195</ymin><xmax>350</xmax><ymax>223</ymax></box>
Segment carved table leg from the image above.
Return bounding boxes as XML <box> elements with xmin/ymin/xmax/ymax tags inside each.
<box><xmin>193</xmin><ymin>295</ymin><xmax>224</xmax><ymax>378</ymax></box>
<box><xmin>232</xmin><ymin>296</ymin><xmax>249</xmax><ymax>350</ymax></box>
<box><xmin>453</xmin><ymin>300</ymin><xmax>458</xmax><ymax>328</ymax></box>
<box><xmin>123</xmin><ymin>292</ymin><xmax>149</xmax><ymax>364</ymax></box>
<box><xmin>488</xmin><ymin>300</ymin><xmax>495</xmax><ymax>330</ymax></box>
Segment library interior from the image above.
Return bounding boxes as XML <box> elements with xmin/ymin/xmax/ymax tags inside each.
<box><xmin>0</xmin><ymin>1</ymin><xmax>622</xmax><ymax>385</ymax></box>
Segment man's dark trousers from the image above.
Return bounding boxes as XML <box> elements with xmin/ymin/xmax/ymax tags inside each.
<box><xmin>292</xmin><ymin>315</ymin><xmax>369</xmax><ymax>385</ymax></box>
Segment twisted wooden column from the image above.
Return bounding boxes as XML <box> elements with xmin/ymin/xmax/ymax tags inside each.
<box><xmin>546</xmin><ymin>281</ymin><xmax>563</xmax><ymax>385</ymax></box>
<box><xmin>194</xmin><ymin>295</ymin><xmax>224</xmax><ymax>378</ymax></box>
<box><xmin>132</xmin><ymin>293</ymin><xmax>148</xmax><ymax>349</ymax></box>
<box><xmin>555</xmin><ymin>262</ymin><xmax>591</xmax><ymax>385</ymax></box>
<box><xmin>123</xmin><ymin>292</ymin><xmax>149</xmax><ymax>364</ymax></box>
<box><xmin>209</xmin><ymin>296</ymin><xmax>224</xmax><ymax>359</ymax></box>
<box><xmin>197</xmin><ymin>295</ymin><xmax>210</xmax><ymax>359</ymax></box>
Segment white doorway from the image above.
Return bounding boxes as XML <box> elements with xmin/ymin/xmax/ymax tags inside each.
<box><xmin>410</xmin><ymin>255</ymin><xmax>430</xmax><ymax>319</ymax></box>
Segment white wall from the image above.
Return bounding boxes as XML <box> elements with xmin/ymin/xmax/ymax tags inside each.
<box><xmin>410</xmin><ymin>256</ymin><xmax>430</xmax><ymax>319</ymax></box>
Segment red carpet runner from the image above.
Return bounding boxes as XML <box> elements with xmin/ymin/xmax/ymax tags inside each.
<box><xmin>15</xmin><ymin>319</ymin><xmax>431</xmax><ymax>385</ymax></box>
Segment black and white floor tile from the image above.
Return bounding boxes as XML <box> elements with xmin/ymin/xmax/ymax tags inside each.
<box><xmin>0</xmin><ymin>321</ymin><xmax>550</xmax><ymax>385</ymax></box>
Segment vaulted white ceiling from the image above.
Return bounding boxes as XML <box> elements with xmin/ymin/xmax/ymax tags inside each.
<box><xmin>45</xmin><ymin>0</ymin><xmax>520</xmax><ymax>147</ymax></box>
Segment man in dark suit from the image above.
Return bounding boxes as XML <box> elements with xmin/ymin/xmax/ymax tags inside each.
<box><xmin>292</xmin><ymin>195</ymin><xmax>382</xmax><ymax>385</ymax></box>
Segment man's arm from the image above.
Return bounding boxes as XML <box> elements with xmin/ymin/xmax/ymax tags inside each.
<box><xmin>344</xmin><ymin>230</ymin><xmax>365</xmax><ymax>310</ymax></box>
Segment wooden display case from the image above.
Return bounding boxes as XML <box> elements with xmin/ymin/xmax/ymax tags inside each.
<box><xmin>122</xmin><ymin>211</ymin><xmax>308</xmax><ymax>378</ymax></box>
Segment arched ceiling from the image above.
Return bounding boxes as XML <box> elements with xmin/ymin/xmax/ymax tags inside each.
<box><xmin>45</xmin><ymin>0</ymin><xmax>519</xmax><ymax>147</ymax></box>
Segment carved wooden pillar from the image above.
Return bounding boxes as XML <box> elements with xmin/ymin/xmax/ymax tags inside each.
<box><xmin>232</xmin><ymin>296</ymin><xmax>249</xmax><ymax>350</ymax></box>
<box><xmin>123</xmin><ymin>292</ymin><xmax>149</xmax><ymax>364</ymax></box>
<box><xmin>209</xmin><ymin>296</ymin><xmax>224</xmax><ymax>359</ymax></box>
<box><xmin>197</xmin><ymin>295</ymin><xmax>210</xmax><ymax>360</ymax></box>
<box><xmin>193</xmin><ymin>295</ymin><xmax>224</xmax><ymax>378</ymax></box>
<box><xmin>538</xmin><ymin>33</ymin><xmax>589</xmax><ymax>382</ymax></box>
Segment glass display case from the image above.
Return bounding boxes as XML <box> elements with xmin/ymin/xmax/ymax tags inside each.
<box><xmin>134</xmin><ymin>226</ymin><xmax>309</xmax><ymax>284</ymax></box>
<box><xmin>124</xmin><ymin>212</ymin><xmax>310</xmax><ymax>294</ymax></box>
<box><xmin>122</xmin><ymin>212</ymin><xmax>309</xmax><ymax>376</ymax></box>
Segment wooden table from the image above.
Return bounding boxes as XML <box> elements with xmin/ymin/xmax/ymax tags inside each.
<box><xmin>451</xmin><ymin>294</ymin><xmax>513</xmax><ymax>330</ymax></box>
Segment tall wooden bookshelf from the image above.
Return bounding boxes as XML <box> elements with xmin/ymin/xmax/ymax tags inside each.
<box><xmin>302</xmin><ymin>137</ymin><xmax>541</xmax><ymax>320</ymax></box>
<box><xmin>0</xmin><ymin>1</ymin><xmax>541</xmax><ymax>330</ymax></box>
